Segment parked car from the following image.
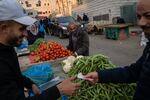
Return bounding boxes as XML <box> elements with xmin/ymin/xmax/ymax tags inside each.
<box><xmin>51</xmin><ymin>16</ymin><xmax>76</xmax><ymax>38</ymax></box>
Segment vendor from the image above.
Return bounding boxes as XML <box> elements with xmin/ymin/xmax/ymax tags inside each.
<box><xmin>27</xmin><ymin>23</ymin><xmax>44</xmax><ymax>45</ymax></box>
<box><xmin>67</xmin><ymin>22</ymin><xmax>89</xmax><ymax>56</ymax></box>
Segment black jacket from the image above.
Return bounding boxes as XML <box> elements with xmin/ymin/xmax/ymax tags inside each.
<box><xmin>0</xmin><ymin>43</ymin><xmax>60</xmax><ymax>100</ymax></box>
<box><xmin>67</xmin><ymin>27</ymin><xmax>89</xmax><ymax>56</ymax></box>
<box><xmin>98</xmin><ymin>42</ymin><xmax>150</xmax><ymax>100</ymax></box>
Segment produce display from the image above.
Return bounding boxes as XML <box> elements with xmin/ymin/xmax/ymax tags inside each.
<box><xmin>28</xmin><ymin>38</ymin><xmax>44</xmax><ymax>52</ymax></box>
<box><xmin>28</xmin><ymin>39</ymin><xmax>73</xmax><ymax>63</ymax></box>
<box><xmin>68</xmin><ymin>54</ymin><xmax>136</xmax><ymax>100</ymax></box>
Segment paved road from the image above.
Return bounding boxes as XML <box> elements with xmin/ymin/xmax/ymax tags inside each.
<box><xmin>45</xmin><ymin>34</ymin><xmax>144</xmax><ymax>66</ymax></box>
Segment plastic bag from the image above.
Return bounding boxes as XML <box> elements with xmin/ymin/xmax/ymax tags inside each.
<box><xmin>22</xmin><ymin>63</ymin><xmax>54</xmax><ymax>86</ymax></box>
<box><xmin>18</xmin><ymin>38</ymin><xmax>28</xmax><ymax>49</ymax></box>
<box><xmin>140</xmin><ymin>32</ymin><xmax>148</xmax><ymax>46</ymax></box>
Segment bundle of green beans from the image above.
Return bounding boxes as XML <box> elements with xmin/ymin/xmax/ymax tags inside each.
<box><xmin>68</xmin><ymin>54</ymin><xmax>136</xmax><ymax>100</ymax></box>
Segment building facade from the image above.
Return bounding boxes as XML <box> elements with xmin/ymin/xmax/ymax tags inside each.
<box><xmin>55</xmin><ymin>0</ymin><xmax>77</xmax><ymax>16</ymax></box>
<box><xmin>18</xmin><ymin>0</ymin><xmax>77</xmax><ymax>18</ymax></box>
<box><xmin>18</xmin><ymin>0</ymin><xmax>52</xmax><ymax>17</ymax></box>
<box><xmin>73</xmin><ymin>0</ymin><xmax>137</xmax><ymax>24</ymax></box>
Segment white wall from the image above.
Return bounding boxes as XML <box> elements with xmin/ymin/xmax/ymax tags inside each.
<box><xmin>73</xmin><ymin>0</ymin><xmax>137</xmax><ymax>21</ymax></box>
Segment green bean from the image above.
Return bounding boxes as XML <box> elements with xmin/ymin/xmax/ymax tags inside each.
<box><xmin>68</xmin><ymin>54</ymin><xmax>135</xmax><ymax>100</ymax></box>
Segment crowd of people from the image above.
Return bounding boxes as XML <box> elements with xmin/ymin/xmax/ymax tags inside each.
<box><xmin>76</xmin><ymin>13</ymin><xmax>89</xmax><ymax>26</ymax></box>
<box><xmin>0</xmin><ymin>0</ymin><xmax>150</xmax><ymax>100</ymax></box>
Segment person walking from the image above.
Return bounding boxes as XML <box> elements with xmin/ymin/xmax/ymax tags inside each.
<box><xmin>82</xmin><ymin>13</ymin><xmax>89</xmax><ymax>24</ymax></box>
<box><xmin>77</xmin><ymin>14</ymin><xmax>82</xmax><ymax>23</ymax></box>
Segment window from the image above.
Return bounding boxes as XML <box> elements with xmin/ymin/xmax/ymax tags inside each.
<box><xmin>28</xmin><ymin>12</ymin><xmax>33</xmax><ymax>15</ymax></box>
<box><xmin>57</xmin><ymin>16</ymin><xmax>75</xmax><ymax>23</ymax></box>
<box><xmin>37</xmin><ymin>0</ymin><xmax>41</xmax><ymax>7</ymax></box>
<box><xmin>38</xmin><ymin>11</ymin><xmax>42</xmax><ymax>14</ymax></box>
<box><xmin>38</xmin><ymin>0</ymin><xmax>41</xmax><ymax>4</ymax></box>
<box><xmin>77</xmin><ymin>0</ymin><xmax>83</xmax><ymax>5</ymax></box>
<box><xmin>25</xmin><ymin>1</ymin><xmax>28</xmax><ymax>4</ymax></box>
<box><xmin>25</xmin><ymin>1</ymin><xmax>31</xmax><ymax>7</ymax></box>
<box><xmin>36</xmin><ymin>3</ymin><xmax>41</xmax><ymax>7</ymax></box>
<box><xmin>49</xmin><ymin>11</ymin><xmax>51</xmax><ymax>13</ymax></box>
<box><xmin>93</xmin><ymin>14</ymin><xmax>109</xmax><ymax>21</ymax></box>
<box><xmin>36</xmin><ymin>4</ymin><xmax>39</xmax><ymax>7</ymax></box>
<box><xmin>47</xmin><ymin>3</ymin><xmax>49</xmax><ymax>6</ymax></box>
<box><xmin>26</xmin><ymin>4</ymin><xmax>32</xmax><ymax>7</ymax></box>
<box><xmin>44</xmin><ymin>3</ymin><xmax>46</xmax><ymax>6</ymax></box>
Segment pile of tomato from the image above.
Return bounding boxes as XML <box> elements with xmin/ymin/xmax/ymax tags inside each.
<box><xmin>30</xmin><ymin>41</ymin><xmax>73</xmax><ymax>63</ymax></box>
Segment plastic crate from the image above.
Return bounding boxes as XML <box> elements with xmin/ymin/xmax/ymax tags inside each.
<box><xmin>105</xmin><ymin>24</ymin><xmax>129</xmax><ymax>40</ymax></box>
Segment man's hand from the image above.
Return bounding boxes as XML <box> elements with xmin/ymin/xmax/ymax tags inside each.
<box><xmin>32</xmin><ymin>84</ymin><xmax>41</xmax><ymax>95</ymax></box>
<box><xmin>72</xmin><ymin>52</ymin><xmax>78</xmax><ymax>57</ymax></box>
<box><xmin>57</xmin><ymin>77</ymin><xmax>80</xmax><ymax>96</ymax></box>
<box><xmin>84</xmin><ymin>72</ymin><xmax>99</xmax><ymax>84</ymax></box>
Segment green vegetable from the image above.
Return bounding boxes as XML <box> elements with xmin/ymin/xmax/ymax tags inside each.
<box><xmin>67</xmin><ymin>54</ymin><xmax>136</xmax><ymax>100</ymax></box>
<box><xmin>28</xmin><ymin>38</ymin><xmax>44</xmax><ymax>52</ymax></box>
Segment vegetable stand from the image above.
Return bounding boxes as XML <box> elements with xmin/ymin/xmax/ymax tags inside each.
<box><xmin>19</xmin><ymin>54</ymin><xmax>136</xmax><ymax>100</ymax></box>
<box><xmin>19</xmin><ymin>38</ymin><xmax>73</xmax><ymax>77</ymax></box>
<box><xmin>19</xmin><ymin>55</ymin><xmax>68</xmax><ymax>98</ymax></box>
<box><xmin>68</xmin><ymin>54</ymin><xmax>136</xmax><ymax>100</ymax></box>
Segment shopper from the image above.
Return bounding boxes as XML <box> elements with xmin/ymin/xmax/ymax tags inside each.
<box><xmin>0</xmin><ymin>0</ymin><xmax>80</xmax><ymax>100</ymax></box>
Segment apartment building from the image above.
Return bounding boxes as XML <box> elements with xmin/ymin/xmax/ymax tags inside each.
<box><xmin>18</xmin><ymin>0</ymin><xmax>52</xmax><ymax>17</ymax></box>
<box><xmin>18</xmin><ymin>0</ymin><xmax>77</xmax><ymax>18</ymax></box>
<box><xmin>55</xmin><ymin>0</ymin><xmax>77</xmax><ymax>16</ymax></box>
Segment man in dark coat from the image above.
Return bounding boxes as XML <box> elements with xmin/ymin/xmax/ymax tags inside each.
<box><xmin>82</xmin><ymin>13</ymin><xmax>89</xmax><ymax>22</ymax></box>
<box><xmin>0</xmin><ymin>0</ymin><xmax>80</xmax><ymax>100</ymax></box>
<box><xmin>67</xmin><ymin>22</ymin><xmax>89</xmax><ymax>56</ymax></box>
<box><xmin>85</xmin><ymin>0</ymin><xmax>150</xmax><ymax>99</ymax></box>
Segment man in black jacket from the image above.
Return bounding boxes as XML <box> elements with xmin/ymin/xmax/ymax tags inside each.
<box><xmin>0</xmin><ymin>0</ymin><xmax>80</xmax><ymax>100</ymax></box>
<box><xmin>67</xmin><ymin>22</ymin><xmax>89</xmax><ymax>56</ymax></box>
<box><xmin>84</xmin><ymin>0</ymin><xmax>150</xmax><ymax>99</ymax></box>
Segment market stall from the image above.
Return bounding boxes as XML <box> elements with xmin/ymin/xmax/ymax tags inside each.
<box><xmin>105</xmin><ymin>24</ymin><xmax>130</xmax><ymax>40</ymax></box>
<box><xmin>66</xmin><ymin>54</ymin><xmax>136</xmax><ymax>100</ymax></box>
<box><xmin>17</xmin><ymin>38</ymin><xmax>136</xmax><ymax>99</ymax></box>
<box><xmin>19</xmin><ymin>55</ymin><xmax>67</xmax><ymax>98</ymax></box>
<box><xmin>17</xmin><ymin>38</ymin><xmax>72</xmax><ymax>96</ymax></box>
<box><xmin>18</xmin><ymin>39</ymin><xmax>73</xmax><ymax>77</ymax></box>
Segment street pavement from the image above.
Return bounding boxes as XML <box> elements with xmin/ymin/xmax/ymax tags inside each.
<box><xmin>45</xmin><ymin>33</ymin><xmax>144</xmax><ymax>67</ymax></box>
